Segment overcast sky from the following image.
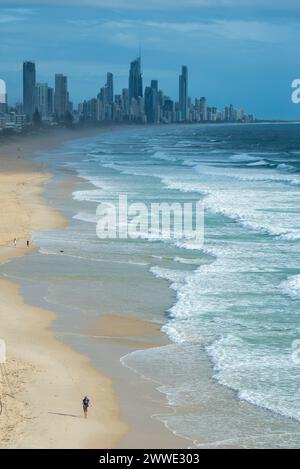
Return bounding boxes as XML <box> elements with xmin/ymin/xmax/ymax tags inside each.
<box><xmin>1</xmin><ymin>0</ymin><xmax>299</xmax><ymax>119</ymax></box>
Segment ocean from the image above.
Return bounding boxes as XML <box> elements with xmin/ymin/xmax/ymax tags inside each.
<box><xmin>2</xmin><ymin>123</ymin><xmax>300</xmax><ymax>448</ymax></box>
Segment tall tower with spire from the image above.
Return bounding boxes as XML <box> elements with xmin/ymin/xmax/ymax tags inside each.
<box><xmin>179</xmin><ymin>65</ymin><xmax>188</xmax><ymax>121</ymax></box>
<box><xmin>129</xmin><ymin>54</ymin><xmax>143</xmax><ymax>102</ymax></box>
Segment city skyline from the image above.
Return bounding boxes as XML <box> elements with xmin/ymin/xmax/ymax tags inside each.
<box><xmin>0</xmin><ymin>2</ymin><xmax>299</xmax><ymax>120</ymax></box>
<box><xmin>4</xmin><ymin>55</ymin><xmax>253</xmax><ymax>120</ymax></box>
<box><xmin>0</xmin><ymin>56</ymin><xmax>254</xmax><ymax>131</ymax></box>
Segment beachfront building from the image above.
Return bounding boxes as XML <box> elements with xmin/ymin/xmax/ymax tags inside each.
<box><xmin>35</xmin><ymin>83</ymin><xmax>49</xmax><ymax>120</ymax></box>
<box><xmin>199</xmin><ymin>97</ymin><xmax>208</xmax><ymax>121</ymax></box>
<box><xmin>54</xmin><ymin>74</ymin><xmax>68</xmax><ymax>121</ymax></box>
<box><xmin>0</xmin><ymin>111</ymin><xmax>26</xmax><ymax>133</ymax></box>
<box><xmin>23</xmin><ymin>61</ymin><xmax>36</xmax><ymax>120</ymax></box>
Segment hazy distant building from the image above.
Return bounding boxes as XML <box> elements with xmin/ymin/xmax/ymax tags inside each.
<box><xmin>47</xmin><ymin>87</ymin><xmax>54</xmax><ymax>116</ymax></box>
<box><xmin>106</xmin><ymin>72</ymin><xmax>114</xmax><ymax>105</ymax></box>
<box><xmin>0</xmin><ymin>79</ymin><xmax>7</xmax><ymax>113</ymax></box>
<box><xmin>162</xmin><ymin>98</ymin><xmax>174</xmax><ymax>123</ymax></box>
<box><xmin>104</xmin><ymin>73</ymin><xmax>114</xmax><ymax>119</ymax></box>
<box><xmin>229</xmin><ymin>104</ymin><xmax>234</xmax><ymax>122</ymax></box>
<box><xmin>199</xmin><ymin>97</ymin><xmax>208</xmax><ymax>121</ymax></box>
<box><xmin>15</xmin><ymin>102</ymin><xmax>23</xmax><ymax>115</ymax></box>
<box><xmin>225</xmin><ymin>106</ymin><xmax>230</xmax><ymax>122</ymax></box>
<box><xmin>23</xmin><ymin>61</ymin><xmax>36</xmax><ymax>119</ymax></box>
<box><xmin>151</xmin><ymin>80</ymin><xmax>158</xmax><ymax>92</ymax></box>
<box><xmin>144</xmin><ymin>86</ymin><xmax>153</xmax><ymax>123</ymax></box>
<box><xmin>122</xmin><ymin>88</ymin><xmax>130</xmax><ymax>119</ymax></box>
<box><xmin>54</xmin><ymin>74</ymin><xmax>68</xmax><ymax>120</ymax></box>
<box><xmin>94</xmin><ymin>72</ymin><xmax>114</xmax><ymax>122</ymax></box>
<box><xmin>0</xmin><ymin>79</ymin><xmax>6</xmax><ymax>102</ymax></box>
<box><xmin>145</xmin><ymin>80</ymin><xmax>159</xmax><ymax>124</ymax></box>
<box><xmin>129</xmin><ymin>57</ymin><xmax>143</xmax><ymax>102</ymax></box>
<box><xmin>35</xmin><ymin>83</ymin><xmax>48</xmax><ymax>119</ymax></box>
<box><xmin>179</xmin><ymin>66</ymin><xmax>188</xmax><ymax>121</ymax></box>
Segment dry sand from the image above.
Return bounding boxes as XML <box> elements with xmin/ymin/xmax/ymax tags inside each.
<box><xmin>0</xmin><ymin>128</ymin><xmax>128</xmax><ymax>448</ymax></box>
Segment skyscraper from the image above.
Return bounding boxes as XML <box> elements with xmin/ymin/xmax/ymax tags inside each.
<box><xmin>122</xmin><ymin>88</ymin><xmax>130</xmax><ymax>118</ymax></box>
<box><xmin>47</xmin><ymin>87</ymin><xmax>54</xmax><ymax>116</ymax></box>
<box><xmin>0</xmin><ymin>79</ymin><xmax>7</xmax><ymax>113</ymax></box>
<box><xmin>106</xmin><ymin>72</ymin><xmax>114</xmax><ymax>105</ymax></box>
<box><xmin>179</xmin><ymin>65</ymin><xmax>188</xmax><ymax>121</ymax></box>
<box><xmin>199</xmin><ymin>97</ymin><xmax>208</xmax><ymax>121</ymax></box>
<box><xmin>0</xmin><ymin>79</ymin><xmax>6</xmax><ymax>104</ymax></box>
<box><xmin>23</xmin><ymin>61</ymin><xmax>36</xmax><ymax>119</ymax></box>
<box><xmin>129</xmin><ymin>56</ymin><xmax>143</xmax><ymax>102</ymax></box>
<box><xmin>35</xmin><ymin>83</ymin><xmax>48</xmax><ymax>119</ymax></box>
<box><xmin>229</xmin><ymin>104</ymin><xmax>234</xmax><ymax>122</ymax></box>
<box><xmin>151</xmin><ymin>80</ymin><xmax>158</xmax><ymax>92</ymax></box>
<box><xmin>145</xmin><ymin>80</ymin><xmax>159</xmax><ymax>124</ymax></box>
<box><xmin>54</xmin><ymin>74</ymin><xmax>68</xmax><ymax>120</ymax></box>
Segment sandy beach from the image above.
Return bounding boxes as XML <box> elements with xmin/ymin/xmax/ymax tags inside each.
<box><xmin>0</xmin><ymin>128</ymin><xmax>129</xmax><ymax>448</ymax></box>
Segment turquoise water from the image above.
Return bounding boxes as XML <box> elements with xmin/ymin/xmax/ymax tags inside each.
<box><xmin>2</xmin><ymin>123</ymin><xmax>300</xmax><ymax>447</ymax></box>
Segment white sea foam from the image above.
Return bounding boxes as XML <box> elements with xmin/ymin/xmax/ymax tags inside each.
<box><xmin>194</xmin><ymin>163</ymin><xmax>300</xmax><ymax>187</ymax></box>
<box><xmin>277</xmin><ymin>163</ymin><xmax>296</xmax><ymax>172</ymax></box>
<box><xmin>279</xmin><ymin>275</ymin><xmax>300</xmax><ymax>300</ymax></box>
<box><xmin>247</xmin><ymin>159</ymin><xmax>269</xmax><ymax>167</ymax></box>
<box><xmin>73</xmin><ymin>189</ymin><xmax>105</xmax><ymax>202</ymax></box>
<box><xmin>73</xmin><ymin>212</ymin><xmax>99</xmax><ymax>223</ymax></box>
<box><xmin>229</xmin><ymin>153</ymin><xmax>260</xmax><ymax>162</ymax></box>
<box><xmin>173</xmin><ymin>256</ymin><xmax>203</xmax><ymax>265</ymax></box>
<box><xmin>157</xmin><ymin>164</ymin><xmax>300</xmax><ymax>240</ymax></box>
<box><xmin>151</xmin><ymin>151</ymin><xmax>177</xmax><ymax>162</ymax></box>
<box><xmin>206</xmin><ymin>334</ymin><xmax>300</xmax><ymax>422</ymax></box>
<box><xmin>150</xmin><ymin>266</ymin><xmax>189</xmax><ymax>290</ymax></box>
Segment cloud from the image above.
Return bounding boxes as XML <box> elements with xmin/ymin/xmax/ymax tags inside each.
<box><xmin>0</xmin><ymin>7</ymin><xmax>35</xmax><ymax>23</ymax></box>
<box><xmin>1</xmin><ymin>0</ymin><xmax>300</xmax><ymax>10</ymax></box>
<box><xmin>82</xmin><ymin>18</ymin><xmax>300</xmax><ymax>45</ymax></box>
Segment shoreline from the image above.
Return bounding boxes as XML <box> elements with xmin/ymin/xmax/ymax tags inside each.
<box><xmin>0</xmin><ymin>126</ymin><xmax>188</xmax><ymax>449</ymax></box>
<box><xmin>0</xmin><ymin>127</ymin><xmax>129</xmax><ymax>448</ymax></box>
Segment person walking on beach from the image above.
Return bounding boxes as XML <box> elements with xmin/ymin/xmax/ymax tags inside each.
<box><xmin>82</xmin><ymin>396</ymin><xmax>90</xmax><ymax>419</ymax></box>
<box><xmin>13</xmin><ymin>238</ymin><xmax>17</xmax><ymax>247</ymax></box>
<box><xmin>26</xmin><ymin>240</ymin><xmax>30</xmax><ymax>248</ymax></box>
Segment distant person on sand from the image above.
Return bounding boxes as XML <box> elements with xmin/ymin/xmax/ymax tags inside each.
<box><xmin>13</xmin><ymin>238</ymin><xmax>17</xmax><ymax>247</ymax></box>
<box><xmin>27</xmin><ymin>240</ymin><xmax>30</xmax><ymax>248</ymax></box>
<box><xmin>82</xmin><ymin>396</ymin><xmax>90</xmax><ymax>419</ymax></box>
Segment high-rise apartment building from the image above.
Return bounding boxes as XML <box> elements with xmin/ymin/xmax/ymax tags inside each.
<box><xmin>129</xmin><ymin>57</ymin><xmax>143</xmax><ymax>102</ymax></box>
<box><xmin>54</xmin><ymin>74</ymin><xmax>68</xmax><ymax>120</ymax></box>
<box><xmin>106</xmin><ymin>72</ymin><xmax>114</xmax><ymax>105</ymax></box>
<box><xmin>199</xmin><ymin>97</ymin><xmax>208</xmax><ymax>121</ymax></box>
<box><xmin>35</xmin><ymin>83</ymin><xmax>48</xmax><ymax>119</ymax></box>
<box><xmin>23</xmin><ymin>61</ymin><xmax>36</xmax><ymax>119</ymax></box>
<box><xmin>179</xmin><ymin>65</ymin><xmax>188</xmax><ymax>121</ymax></box>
